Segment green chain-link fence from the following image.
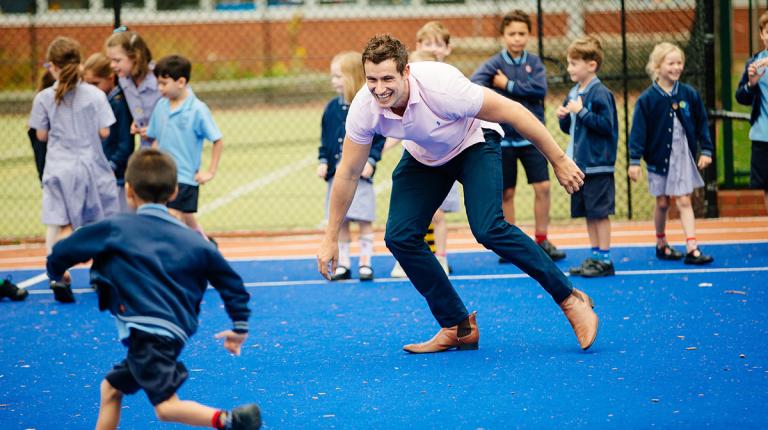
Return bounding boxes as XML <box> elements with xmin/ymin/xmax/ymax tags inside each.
<box><xmin>0</xmin><ymin>0</ymin><xmax>718</xmax><ymax>240</ymax></box>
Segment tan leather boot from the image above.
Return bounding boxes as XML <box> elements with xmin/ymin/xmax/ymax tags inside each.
<box><xmin>559</xmin><ymin>288</ymin><xmax>599</xmax><ymax>350</ymax></box>
<box><xmin>403</xmin><ymin>312</ymin><xmax>479</xmax><ymax>354</ymax></box>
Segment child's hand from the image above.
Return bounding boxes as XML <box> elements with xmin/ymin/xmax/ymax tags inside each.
<box><xmin>697</xmin><ymin>155</ymin><xmax>712</xmax><ymax>170</ymax></box>
<box><xmin>361</xmin><ymin>162</ymin><xmax>374</xmax><ymax>179</ymax></box>
<box><xmin>316</xmin><ymin>163</ymin><xmax>328</xmax><ymax>178</ymax></box>
<box><xmin>556</xmin><ymin>105</ymin><xmax>570</xmax><ymax>119</ymax></box>
<box><xmin>748</xmin><ymin>59</ymin><xmax>768</xmax><ymax>87</ymax></box>
<box><xmin>195</xmin><ymin>171</ymin><xmax>215</xmax><ymax>185</ymax></box>
<box><xmin>566</xmin><ymin>96</ymin><xmax>584</xmax><ymax>113</ymax></box>
<box><xmin>628</xmin><ymin>165</ymin><xmax>642</xmax><ymax>182</ymax></box>
<box><xmin>492</xmin><ymin>70</ymin><xmax>510</xmax><ymax>91</ymax></box>
<box><xmin>214</xmin><ymin>330</ymin><xmax>248</xmax><ymax>356</ymax></box>
<box><xmin>130</xmin><ymin>121</ymin><xmax>147</xmax><ymax>138</ymax></box>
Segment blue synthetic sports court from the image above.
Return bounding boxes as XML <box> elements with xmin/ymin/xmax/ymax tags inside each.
<box><xmin>1</xmin><ymin>242</ymin><xmax>767</xmax><ymax>429</ymax></box>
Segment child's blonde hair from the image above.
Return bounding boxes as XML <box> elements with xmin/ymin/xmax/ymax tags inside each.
<box><xmin>760</xmin><ymin>11</ymin><xmax>768</xmax><ymax>31</ymax></box>
<box><xmin>645</xmin><ymin>42</ymin><xmax>685</xmax><ymax>81</ymax></box>
<box><xmin>567</xmin><ymin>35</ymin><xmax>604</xmax><ymax>71</ymax></box>
<box><xmin>83</xmin><ymin>52</ymin><xmax>114</xmax><ymax>80</ymax></box>
<box><xmin>46</xmin><ymin>37</ymin><xmax>82</xmax><ymax>105</ymax></box>
<box><xmin>409</xmin><ymin>50</ymin><xmax>438</xmax><ymax>63</ymax></box>
<box><xmin>416</xmin><ymin>21</ymin><xmax>450</xmax><ymax>45</ymax></box>
<box><xmin>105</xmin><ymin>30</ymin><xmax>152</xmax><ymax>81</ymax></box>
<box><xmin>331</xmin><ymin>51</ymin><xmax>364</xmax><ymax>105</ymax></box>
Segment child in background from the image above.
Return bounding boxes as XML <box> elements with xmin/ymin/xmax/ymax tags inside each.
<box><xmin>318</xmin><ymin>51</ymin><xmax>385</xmax><ymax>281</ymax></box>
<box><xmin>471</xmin><ymin>10</ymin><xmax>565</xmax><ymax>262</ymax></box>
<box><xmin>46</xmin><ymin>149</ymin><xmax>261</xmax><ymax>430</ymax></box>
<box><xmin>629</xmin><ymin>42</ymin><xmax>714</xmax><ymax>264</ymax></box>
<box><xmin>28</xmin><ymin>36</ymin><xmax>119</xmax><ymax>302</ymax></box>
<box><xmin>736</xmin><ymin>10</ymin><xmax>768</xmax><ymax>213</ymax></box>
<box><xmin>28</xmin><ymin>70</ymin><xmax>56</xmax><ymax>184</ymax></box>
<box><xmin>147</xmin><ymin>54</ymin><xmax>223</xmax><ymax>241</ymax></box>
<box><xmin>84</xmin><ymin>52</ymin><xmax>135</xmax><ymax>213</ymax></box>
<box><xmin>556</xmin><ymin>36</ymin><xmax>618</xmax><ymax>278</ymax></box>
<box><xmin>105</xmin><ymin>27</ymin><xmax>160</xmax><ymax>148</ymax></box>
<box><xmin>389</xmin><ymin>21</ymin><xmax>462</xmax><ymax>278</ymax></box>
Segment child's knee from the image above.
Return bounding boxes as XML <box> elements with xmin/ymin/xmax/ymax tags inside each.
<box><xmin>154</xmin><ymin>399</ymin><xmax>176</xmax><ymax>422</ymax></box>
<box><xmin>532</xmin><ymin>181</ymin><xmax>550</xmax><ymax>197</ymax></box>
<box><xmin>676</xmin><ymin>195</ymin><xmax>692</xmax><ymax>208</ymax></box>
<box><xmin>656</xmin><ymin>196</ymin><xmax>670</xmax><ymax>210</ymax></box>
<box><xmin>100</xmin><ymin>379</ymin><xmax>122</xmax><ymax>402</ymax></box>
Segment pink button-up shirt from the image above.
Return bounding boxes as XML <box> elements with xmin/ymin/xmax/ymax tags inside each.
<box><xmin>346</xmin><ymin>61</ymin><xmax>489</xmax><ymax>166</ymax></box>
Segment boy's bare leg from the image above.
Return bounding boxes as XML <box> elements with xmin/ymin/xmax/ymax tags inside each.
<box><xmin>585</xmin><ymin>219</ymin><xmax>599</xmax><ymax>249</ymax></box>
<box><xmin>96</xmin><ymin>379</ymin><xmax>124</xmax><ymax>430</ymax></box>
<box><xmin>595</xmin><ymin>217</ymin><xmax>611</xmax><ymax>251</ymax></box>
<box><xmin>502</xmin><ymin>187</ymin><xmax>516</xmax><ymax>224</ymax></box>
<box><xmin>532</xmin><ymin>181</ymin><xmax>551</xmax><ymax>236</ymax></box>
<box><xmin>154</xmin><ymin>394</ymin><xmax>220</xmax><ymax>427</ymax></box>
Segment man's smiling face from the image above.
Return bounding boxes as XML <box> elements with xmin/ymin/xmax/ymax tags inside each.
<box><xmin>364</xmin><ymin>59</ymin><xmax>410</xmax><ymax>111</ymax></box>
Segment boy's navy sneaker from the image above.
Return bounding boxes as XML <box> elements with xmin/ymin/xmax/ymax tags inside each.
<box><xmin>229</xmin><ymin>404</ymin><xmax>261</xmax><ymax>429</ymax></box>
<box><xmin>684</xmin><ymin>248</ymin><xmax>713</xmax><ymax>265</ymax></box>
<box><xmin>0</xmin><ymin>277</ymin><xmax>28</xmax><ymax>301</ymax></box>
<box><xmin>656</xmin><ymin>244</ymin><xmax>683</xmax><ymax>261</ymax></box>
<box><xmin>50</xmin><ymin>280</ymin><xmax>75</xmax><ymax>303</ymax></box>
<box><xmin>581</xmin><ymin>260</ymin><xmax>615</xmax><ymax>278</ymax></box>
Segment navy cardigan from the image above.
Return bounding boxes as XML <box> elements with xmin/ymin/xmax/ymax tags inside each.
<box><xmin>470</xmin><ymin>50</ymin><xmax>546</xmax><ymax>142</ymax></box>
<box><xmin>735</xmin><ymin>52</ymin><xmax>764</xmax><ymax>125</ymax></box>
<box><xmin>319</xmin><ymin>96</ymin><xmax>385</xmax><ymax>182</ymax></box>
<box><xmin>47</xmin><ymin>205</ymin><xmax>251</xmax><ymax>343</ymax></box>
<box><xmin>103</xmin><ymin>87</ymin><xmax>135</xmax><ymax>184</ymax></box>
<box><xmin>558</xmin><ymin>80</ymin><xmax>619</xmax><ymax>174</ymax></box>
<box><xmin>629</xmin><ymin>82</ymin><xmax>713</xmax><ymax>175</ymax></box>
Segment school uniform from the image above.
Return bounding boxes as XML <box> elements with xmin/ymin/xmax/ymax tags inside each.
<box><xmin>28</xmin><ymin>81</ymin><xmax>119</xmax><ymax>228</ymax></box>
<box><xmin>46</xmin><ymin>203</ymin><xmax>250</xmax><ymax>405</ymax></box>
<box><xmin>147</xmin><ymin>89</ymin><xmax>222</xmax><ymax>213</ymax></box>
<box><xmin>471</xmin><ymin>50</ymin><xmax>550</xmax><ymax>189</ymax></box>
<box><xmin>629</xmin><ymin>81</ymin><xmax>713</xmax><ymax>197</ymax></box>
<box><xmin>558</xmin><ymin>77</ymin><xmax>618</xmax><ymax>219</ymax></box>
<box><xmin>119</xmin><ymin>70</ymin><xmax>161</xmax><ymax>148</ymax></box>
<box><xmin>319</xmin><ymin>96</ymin><xmax>385</xmax><ymax>222</ymax></box>
<box><xmin>346</xmin><ymin>61</ymin><xmax>572</xmax><ymax>328</ymax></box>
<box><xmin>103</xmin><ymin>86</ymin><xmax>136</xmax><ymax>212</ymax></box>
<box><xmin>736</xmin><ymin>51</ymin><xmax>768</xmax><ymax>190</ymax></box>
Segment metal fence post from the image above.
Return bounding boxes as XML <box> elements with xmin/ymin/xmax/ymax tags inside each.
<box><xmin>704</xmin><ymin>0</ymin><xmax>720</xmax><ymax>216</ymax></box>
<box><xmin>621</xmin><ymin>0</ymin><xmax>632</xmax><ymax>220</ymax></box>
<box><xmin>114</xmin><ymin>0</ymin><xmax>121</xmax><ymax>29</ymax></box>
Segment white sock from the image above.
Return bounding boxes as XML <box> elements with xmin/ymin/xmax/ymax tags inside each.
<box><xmin>45</xmin><ymin>225</ymin><xmax>61</xmax><ymax>255</ymax></box>
<box><xmin>359</xmin><ymin>233</ymin><xmax>374</xmax><ymax>266</ymax></box>
<box><xmin>338</xmin><ymin>241</ymin><xmax>351</xmax><ymax>268</ymax></box>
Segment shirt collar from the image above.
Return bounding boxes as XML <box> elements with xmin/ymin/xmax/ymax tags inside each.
<box><xmin>169</xmin><ymin>88</ymin><xmax>197</xmax><ymax>114</ymax></box>
<box><xmin>137</xmin><ymin>203</ymin><xmax>186</xmax><ymax>227</ymax></box>
<box><xmin>501</xmin><ymin>49</ymin><xmax>528</xmax><ymax>66</ymax></box>
<box><xmin>107</xmin><ymin>86</ymin><xmax>121</xmax><ymax>100</ymax></box>
<box><xmin>136</xmin><ymin>69</ymin><xmax>158</xmax><ymax>93</ymax></box>
<box><xmin>652</xmin><ymin>80</ymin><xmax>679</xmax><ymax>97</ymax></box>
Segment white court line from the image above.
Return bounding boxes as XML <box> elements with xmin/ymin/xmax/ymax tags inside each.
<box><xmin>16</xmin><ymin>272</ymin><xmax>48</xmax><ymax>289</ymax></box>
<box><xmin>21</xmin><ymin>265</ymin><xmax>768</xmax><ymax>295</ymax></box>
<box><xmin>197</xmin><ymin>155</ymin><xmax>316</xmax><ymax>218</ymax></box>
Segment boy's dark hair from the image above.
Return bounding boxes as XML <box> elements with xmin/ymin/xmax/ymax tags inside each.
<box><xmin>500</xmin><ymin>10</ymin><xmax>532</xmax><ymax>34</ymax></box>
<box><xmin>567</xmin><ymin>35</ymin><xmax>604</xmax><ymax>71</ymax></box>
<box><xmin>154</xmin><ymin>55</ymin><xmax>192</xmax><ymax>82</ymax></box>
<box><xmin>362</xmin><ymin>34</ymin><xmax>409</xmax><ymax>75</ymax></box>
<box><xmin>125</xmin><ymin>149</ymin><xmax>178</xmax><ymax>203</ymax></box>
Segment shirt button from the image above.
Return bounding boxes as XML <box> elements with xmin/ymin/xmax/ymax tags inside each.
<box><xmin>668</xmin><ymin>128</ymin><xmax>672</xmax><ymax>132</ymax></box>
<box><xmin>337</xmin><ymin>138</ymin><xmax>343</xmax><ymax>143</ymax></box>
<box><xmin>670</xmin><ymin>113</ymin><xmax>673</xmax><ymax>117</ymax></box>
<box><xmin>664</xmin><ymin>158</ymin><xmax>668</xmax><ymax>162</ymax></box>
<box><xmin>334</xmin><ymin>154</ymin><xmax>339</xmax><ymax>159</ymax></box>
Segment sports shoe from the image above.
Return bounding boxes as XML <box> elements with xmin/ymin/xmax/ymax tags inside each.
<box><xmin>50</xmin><ymin>280</ymin><xmax>75</xmax><ymax>303</ymax></box>
<box><xmin>539</xmin><ymin>239</ymin><xmax>566</xmax><ymax>261</ymax></box>
<box><xmin>229</xmin><ymin>403</ymin><xmax>262</xmax><ymax>429</ymax></box>
<box><xmin>0</xmin><ymin>276</ymin><xmax>28</xmax><ymax>302</ymax></box>
<box><xmin>656</xmin><ymin>244</ymin><xmax>683</xmax><ymax>260</ymax></box>
<box><xmin>390</xmin><ymin>261</ymin><xmax>407</xmax><ymax>278</ymax></box>
<box><xmin>684</xmin><ymin>248</ymin><xmax>713</xmax><ymax>265</ymax></box>
<box><xmin>581</xmin><ymin>260</ymin><xmax>615</xmax><ymax>278</ymax></box>
<box><xmin>331</xmin><ymin>266</ymin><xmax>351</xmax><ymax>281</ymax></box>
<box><xmin>569</xmin><ymin>258</ymin><xmax>596</xmax><ymax>276</ymax></box>
<box><xmin>358</xmin><ymin>265</ymin><xmax>374</xmax><ymax>282</ymax></box>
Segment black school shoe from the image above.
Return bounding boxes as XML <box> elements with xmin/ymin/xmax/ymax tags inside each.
<box><xmin>569</xmin><ymin>258</ymin><xmax>596</xmax><ymax>276</ymax></box>
<box><xmin>229</xmin><ymin>404</ymin><xmax>262</xmax><ymax>429</ymax></box>
<box><xmin>331</xmin><ymin>266</ymin><xmax>351</xmax><ymax>281</ymax></box>
<box><xmin>684</xmin><ymin>248</ymin><xmax>714</xmax><ymax>265</ymax></box>
<box><xmin>50</xmin><ymin>280</ymin><xmax>75</xmax><ymax>303</ymax></box>
<box><xmin>0</xmin><ymin>277</ymin><xmax>28</xmax><ymax>302</ymax></box>
<box><xmin>656</xmin><ymin>244</ymin><xmax>683</xmax><ymax>261</ymax></box>
<box><xmin>581</xmin><ymin>259</ymin><xmax>615</xmax><ymax>278</ymax></box>
<box><xmin>539</xmin><ymin>239</ymin><xmax>566</xmax><ymax>261</ymax></box>
<box><xmin>358</xmin><ymin>265</ymin><xmax>374</xmax><ymax>282</ymax></box>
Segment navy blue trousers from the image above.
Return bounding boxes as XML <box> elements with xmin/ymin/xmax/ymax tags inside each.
<box><xmin>384</xmin><ymin>130</ymin><xmax>573</xmax><ymax>327</ymax></box>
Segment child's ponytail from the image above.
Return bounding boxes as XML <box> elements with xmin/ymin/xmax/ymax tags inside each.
<box><xmin>47</xmin><ymin>36</ymin><xmax>82</xmax><ymax>104</ymax></box>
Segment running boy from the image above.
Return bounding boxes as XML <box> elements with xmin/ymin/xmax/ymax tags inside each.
<box><xmin>471</xmin><ymin>10</ymin><xmax>565</xmax><ymax>262</ymax></box>
<box><xmin>46</xmin><ymin>149</ymin><xmax>261</xmax><ymax>430</ymax></box>
<box><xmin>556</xmin><ymin>36</ymin><xmax>618</xmax><ymax>277</ymax></box>
<box><xmin>147</xmin><ymin>54</ymin><xmax>223</xmax><ymax>240</ymax></box>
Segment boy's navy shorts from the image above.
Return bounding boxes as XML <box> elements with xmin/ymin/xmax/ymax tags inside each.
<box><xmin>501</xmin><ymin>144</ymin><xmax>550</xmax><ymax>189</ymax></box>
<box><xmin>571</xmin><ymin>173</ymin><xmax>615</xmax><ymax>219</ymax></box>
<box><xmin>105</xmin><ymin>329</ymin><xmax>188</xmax><ymax>406</ymax></box>
<box><xmin>167</xmin><ymin>183</ymin><xmax>199</xmax><ymax>213</ymax></box>
<box><xmin>751</xmin><ymin>141</ymin><xmax>768</xmax><ymax>190</ymax></box>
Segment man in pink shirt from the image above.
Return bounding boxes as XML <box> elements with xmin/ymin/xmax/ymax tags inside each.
<box><xmin>317</xmin><ymin>35</ymin><xmax>598</xmax><ymax>354</ymax></box>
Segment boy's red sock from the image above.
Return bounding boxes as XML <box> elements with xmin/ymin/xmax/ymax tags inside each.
<box><xmin>535</xmin><ymin>234</ymin><xmax>547</xmax><ymax>244</ymax></box>
<box><xmin>212</xmin><ymin>410</ymin><xmax>225</xmax><ymax>429</ymax></box>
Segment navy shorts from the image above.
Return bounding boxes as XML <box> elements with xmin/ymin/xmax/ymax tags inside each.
<box><xmin>105</xmin><ymin>329</ymin><xmax>188</xmax><ymax>406</ymax></box>
<box><xmin>501</xmin><ymin>144</ymin><xmax>550</xmax><ymax>189</ymax></box>
<box><xmin>751</xmin><ymin>141</ymin><xmax>768</xmax><ymax>190</ymax></box>
<box><xmin>167</xmin><ymin>183</ymin><xmax>199</xmax><ymax>213</ymax></box>
<box><xmin>571</xmin><ymin>173</ymin><xmax>615</xmax><ymax>219</ymax></box>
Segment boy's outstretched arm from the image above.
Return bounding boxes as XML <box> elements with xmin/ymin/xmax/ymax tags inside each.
<box><xmin>46</xmin><ymin>222</ymin><xmax>112</xmax><ymax>281</ymax></box>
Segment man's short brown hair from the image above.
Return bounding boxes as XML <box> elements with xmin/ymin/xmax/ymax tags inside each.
<box><xmin>362</xmin><ymin>34</ymin><xmax>409</xmax><ymax>75</ymax></box>
<box><xmin>567</xmin><ymin>35</ymin><xmax>604</xmax><ymax>71</ymax></box>
<box><xmin>125</xmin><ymin>149</ymin><xmax>178</xmax><ymax>204</ymax></box>
<box><xmin>500</xmin><ymin>10</ymin><xmax>532</xmax><ymax>34</ymax></box>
